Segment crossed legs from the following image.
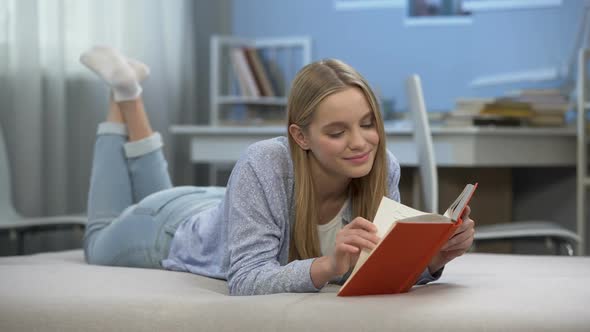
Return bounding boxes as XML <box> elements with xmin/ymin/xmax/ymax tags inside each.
<box><xmin>82</xmin><ymin>46</ymin><xmax>172</xmax><ymax>262</ymax></box>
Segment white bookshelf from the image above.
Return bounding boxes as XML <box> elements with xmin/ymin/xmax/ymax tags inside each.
<box><xmin>209</xmin><ymin>35</ymin><xmax>311</xmax><ymax>126</ymax></box>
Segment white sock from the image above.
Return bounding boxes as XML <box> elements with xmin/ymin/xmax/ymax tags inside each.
<box><xmin>80</xmin><ymin>46</ymin><xmax>142</xmax><ymax>102</ymax></box>
<box><xmin>126</xmin><ymin>57</ymin><xmax>150</xmax><ymax>82</ymax></box>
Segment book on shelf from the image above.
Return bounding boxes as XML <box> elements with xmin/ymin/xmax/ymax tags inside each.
<box><xmin>229</xmin><ymin>48</ymin><xmax>260</xmax><ymax>97</ymax></box>
<box><xmin>511</xmin><ymin>89</ymin><xmax>569</xmax><ymax>112</ymax></box>
<box><xmin>511</xmin><ymin>88</ymin><xmax>563</xmax><ymax>97</ymax></box>
<box><xmin>454</xmin><ymin>98</ymin><xmax>494</xmax><ymax>114</ymax></box>
<box><xmin>244</xmin><ymin>48</ymin><xmax>276</xmax><ymax>97</ymax></box>
<box><xmin>445</xmin><ymin>114</ymin><xmax>525</xmax><ymax>127</ymax></box>
<box><xmin>229</xmin><ymin>50</ymin><xmax>250</xmax><ymax>97</ymax></box>
<box><xmin>445</xmin><ymin>98</ymin><xmax>491</xmax><ymax>127</ymax></box>
<box><xmin>480</xmin><ymin>99</ymin><xmax>534</xmax><ymax>118</ymax></box>
<box><xmin>473</xmin><ymin>115</ymin><xmax>524</xmax><ymax>127</ymax></box>
<box><xmin>508</xmin><ymin>89</ymin><xmax>570</xmax><ymax>126</ymax></box>
<box><xmin>338</xmin><ymin>183</ymin><xmax>478</xmax><ymax>297</ymax></box>
<box><xmin>446</xmin><ymin>97</ymin><xmax>530</xmax><ymax>127</ymax></box>
<box><xmin>445</xmin><ymin>98</ymin><xmax>491</xmax><ymax>126</ymax></box>
<box><xmin>446</xmin><ymin>89</ymin><xmax>570</xmax><ymax>127</ymax></box>
<box><xmin>528</xmin><ymin>114</ymin><xmax>566</xmax><ymax>127</ymax></box>
<box><xmin>259</xmin><ymin>50</ymin><xmax>286</xmax><ymax>97</ymax></box>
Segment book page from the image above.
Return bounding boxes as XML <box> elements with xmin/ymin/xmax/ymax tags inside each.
<box><xmin>372</xmin><ymin>197</ymin><xmax>426</xmax><ymax>238</ymax></box>
<box><xmin>443</xmin><ymin>185</ymin><xmax>468</xmax><ymax>218</ymax></box>
<box><xmin>349</xmin><ymin>197</ymin><xmax>426</xmax><ymax>278</ymax></box>
<box><xmin>444</xmin><ymin>183</ymin><xmax>477</xmax><ymax>221</ymax></box>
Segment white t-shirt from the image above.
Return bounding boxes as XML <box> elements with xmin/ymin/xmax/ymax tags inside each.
<box><xmin>317</xmin><ymin>199</ymin><xmax>349</xmax><ymax>257</ymax></box>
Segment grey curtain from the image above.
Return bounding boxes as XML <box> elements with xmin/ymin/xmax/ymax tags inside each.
<box><xmin>0</xmin><ymin>0</ymin><xmax>206</xmax><ymax>222</ymax></box>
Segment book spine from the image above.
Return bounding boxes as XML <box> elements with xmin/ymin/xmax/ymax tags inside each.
<box><xmin>239</xmin><ymin>48</ymin><xmax>261</xmax><ymax>97</ymax></box>
<box><xmin>245</xmin><ymin>48</ymin><xmax>276</xmax><ymax>97</ymax></box>
<box><xmin>229</xmin><ymin>49</ymin><xmax>252</xmax><ymax>97</ymax></box>
<box><xmin>259</xmin><ymin>51</ymin><xmax>284</xmax><ymax>96</ymax></box>
<box><xmin>243</xmin><ymin>48</ymin><xmax>264</xmax><ymax>96</ymax></box>
<box><xmin>231</xmin><ymin>48</ymin><xmax>260</xmax><ymax>97</ymax></box>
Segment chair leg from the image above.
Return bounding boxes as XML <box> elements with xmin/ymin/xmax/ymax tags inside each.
<box><xmin>544</xmin><ymin>237</ymin><xmax>556</xmax><ymax>254</ymax></box>
<box><xmin>17</xmin><ymin>230</ymin><xmax>25</xmax><ymax>255</ymax></box>
<box><xmin>561</xmin><ymin>242</ymin><xmax>575</xmax><ymax>256</ymax></box>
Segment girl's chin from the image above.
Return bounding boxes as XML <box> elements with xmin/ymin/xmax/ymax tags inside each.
<box><xmin>344</xmin><ymin>165</ymin><xmax>373</xmax><ymax>179</ymax></box>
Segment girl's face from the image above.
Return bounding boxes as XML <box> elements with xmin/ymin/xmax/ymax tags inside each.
<box><xmin>305</xmin><ymin>87</ymin><xmax>380</xmax><ymax>181</ymax></box>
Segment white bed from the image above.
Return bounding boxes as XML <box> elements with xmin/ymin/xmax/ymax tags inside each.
<box><xmin>0</xmin><ymin>250</ymin><xmax>589</xmax><ymax>331</ymax></box>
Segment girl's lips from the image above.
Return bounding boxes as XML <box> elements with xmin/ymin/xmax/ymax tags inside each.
<box><xmin>345</xmin><ymin>151</ymin><xmax>371</xmax><ymax>163</ymax></box>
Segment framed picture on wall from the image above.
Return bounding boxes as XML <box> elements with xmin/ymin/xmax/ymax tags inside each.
<box><xmin>408</xmin><ymin>0</ymin><xmax>470</xmax><ymax>17</ymax></box>
<box><xmin>332</xmin><ymin>0</ymin><xmax>562</xmax><ymax>26</ymax></box>
<box><xmin>333</xmin><ymin>0</ymin><xmax>562</xmax><ymax>12</ymax></box>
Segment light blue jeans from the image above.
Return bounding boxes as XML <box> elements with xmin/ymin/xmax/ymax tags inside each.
<box><xmin>84</xmin><ymin>122</ymin><xmax>224</xmax><ymax>269</ymax></box>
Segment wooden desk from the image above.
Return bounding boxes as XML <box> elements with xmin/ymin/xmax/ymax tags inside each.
<box><xmin>169</xmin><ymin>125</ymin><xmax>577</xmax><ymax>167</ymax></box>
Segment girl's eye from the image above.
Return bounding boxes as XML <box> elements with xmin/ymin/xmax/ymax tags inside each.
<box><xmin>361</xmin><ymin>122</ymin><xmax>374</xmax><ymax>128</ymax></box>
<box><xmin>328</xmin><ymin>131</ymin><xmax>344</xmax><ymax>138</ymax></box>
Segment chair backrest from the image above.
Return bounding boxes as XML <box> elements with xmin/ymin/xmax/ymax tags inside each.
<box><xmin>0</xmin><ymin>124</ymin><xmax>19</xmax><ymax>219</ymax></box>
<box><xmin>406</xmin><ymin>74</ymin><xmax>439</xmax><ymax>213</ymax></box>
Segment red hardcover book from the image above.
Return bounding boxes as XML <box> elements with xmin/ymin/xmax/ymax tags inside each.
<box><xmin>338</xmin><ymin>183</ymin><xmax>478</xmax><ymax>296</ymax></box>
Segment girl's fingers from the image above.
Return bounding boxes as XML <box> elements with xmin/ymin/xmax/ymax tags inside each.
<box><xmin>442</xmin><ymin>234</ymin><xmax>474</xmax><ymax>252</ymax></box>
<box><xmin>441</xmin><ymin>248</ymin><xmax>465</xmax><ymax>259</ymax></box>
<box><xmin>340</xmin><ymin>234</ymin><xmax>379</xmax><ymax>251</ymax></box>
<box><xmin>335</xmin><ymin>243</ymin><xmax>360</xmax><ymax>255</ymax></box>
<box><xmin>442</xmin><ymin>227</ymin><xmax>474</xmax><ymax>251</ymax></box>
<box><xmin>451</xmin><ymin>218</ymin><xmax>474</xmax><ymax>239</ymax></box>
<box><xmin>456</xmin><ymin>217</ymin><xmax>474</xmax><ymax>234</ymax></box>
<box><xmin>461</xmin><ymin>205</ymin><xmax>471</xmax><ymax>219</ymax></box>
<box><xmin>344</xmin><ymin>217</ymin><xmax>378</xmax><ymax>233</ymax></box>
<box><xmin>340</xmin><ymin>228</ymin><xmax>380</xmax><ymax>245</ymax></box>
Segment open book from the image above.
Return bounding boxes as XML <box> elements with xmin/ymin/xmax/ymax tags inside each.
<box><xmin>337</xmin><ymin>183</ymin><xmax>478</xmax><ymax>297</ymax></box>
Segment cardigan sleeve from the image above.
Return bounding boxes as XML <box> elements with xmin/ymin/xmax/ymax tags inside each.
<box><xmin>225</xmin><ymin>146</ymin><xmax>322</xmax><ymax>296</ymax></box>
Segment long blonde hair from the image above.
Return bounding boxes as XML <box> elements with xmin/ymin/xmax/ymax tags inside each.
<box><xmin>287</xmin><ymin>59</ymin><xmax>389</xmax><ymax>261</ymax></box>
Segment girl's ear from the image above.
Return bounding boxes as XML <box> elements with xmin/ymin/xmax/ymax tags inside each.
<box><xmin>288</xmin><ymin>124</ymin><xmax>310</xmax><ymax>150</ymax></box>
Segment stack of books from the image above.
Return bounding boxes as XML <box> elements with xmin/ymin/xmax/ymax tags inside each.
<box><xmin>445</xmin><ymin>89</ymin><xmax>570</xmax><ymax>127</ymax></box>
<box><xmin>477</xmin><ymin>98</ymin><xmax>534</xmax><ymax>126</ymax></box>
<box><xmin>445</xmin><ymin>98</ymin><xmax>495</xmax><ymax>127</ymax></box>
<box><xmin>508</xmin><ymin>89</ymin><xmax>570</xmax><ymax>127</ymax></box>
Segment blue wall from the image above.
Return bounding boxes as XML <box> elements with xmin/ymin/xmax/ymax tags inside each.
<box><xmin>232</xmin><ymin>0</ymin><xmax>583</xmax><ymax>113</ymax></box>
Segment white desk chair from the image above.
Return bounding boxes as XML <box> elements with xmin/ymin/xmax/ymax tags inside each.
<box><xmin>0</xmin><ymin>125</ymin><xmax>86</xmax><ymax>255</ymax></box>
<box><xmin>406</xmin><ymin>74</ymin><xmax>580</xmax><ymax>256</ymax></box>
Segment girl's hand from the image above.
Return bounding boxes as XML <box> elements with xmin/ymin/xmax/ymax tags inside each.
<box><xmin>328</xmin><ymin>216</ymin><xmax>380</xmax><ymax>276</ymax></box>
<box><xmin>428</xmin><ymin>205</ymin><xmax>475</xmax><ymax>273</ymax></box>
<box><xmin>311</xmin><ymin>216</ymin><xmax>380</xmax><ymax>288</ymax></box>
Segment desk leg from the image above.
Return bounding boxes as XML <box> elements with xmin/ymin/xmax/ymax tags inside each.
<box><xmin>208</xmin><ymin>165</ymin><xmax>218</xmax><ymax>186</ymax></box>
<box><xmin>412</xmin><ymin>169</ymin><xmax>422</xmax><ymax>211</ymax></box>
